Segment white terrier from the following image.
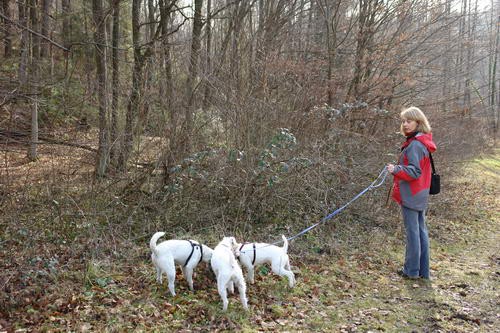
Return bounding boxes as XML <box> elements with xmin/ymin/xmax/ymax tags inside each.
<box><xmin>149</xmin><ymin>232</ymin><xmax>214</xmax><ymax>296</ymax></box>
<box><xmin>210</xmin><ymin>237</ymin><xmax>248</xmax><ymax>311</ymax></box>
<box><xmin>238</xmin><ymin>235</ymin><xmax>295</xmax><ymax>288</ymax></box>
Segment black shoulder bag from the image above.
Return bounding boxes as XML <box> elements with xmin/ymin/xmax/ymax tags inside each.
<box><xmin>429</xmin><ymin>153</ymin><xmax>440</xmax><ymax>195</ymax></box>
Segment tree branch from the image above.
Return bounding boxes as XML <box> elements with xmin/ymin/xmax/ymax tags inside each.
<box><xmin>0</xmin><ymin>12</ymin><xmax>69</xmax><ymax>52</ymax></box>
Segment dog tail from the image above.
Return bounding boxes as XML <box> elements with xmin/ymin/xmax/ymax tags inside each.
<box><xmin>150</xmin><ymin>232</ymin><xmax>165</xmax><ymax>256</ymax></box>
<box><xmin>281</xmin><ymin>235</ymin><xmax>289</xmax><ymax>253</ymax></box>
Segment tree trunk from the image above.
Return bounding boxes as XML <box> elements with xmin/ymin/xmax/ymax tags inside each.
<box><xmin>463</xmin><ymin>0</ymin><xmax>473</xmax><ymax>115</ymax></box>
<box><xmin>183</xmin><ymin>0</ymin><xmax>203</xmax><ymax>152</ymax></box>
<box><xmin>347</xmin><ymin>0</ymin><xmax>376</xmax><ymax>102</ymax></box>
<box><xmin>18</xmin><ymin>0</ymin><xmax>29</xmax><ymax>88</ymax></box>
<box><xmin>253</xmin><ymin>0</ymin><xmax>266</xmax><ymax>91</ymax></box>
<box><xmin>490</xmin><ymin>1</ymin><xmax>499</xmax><ymax>135</ymax></box>
<box><xmin>318</xmin><ymin>0</ymin><xmax>340</xmax><ymax>106</ymax></box>
<box><xmin>61</xmin><ymin>0</ymin><xmax>70</xmax><ymax>49</ymax></box>
<box><xmin>463</xmin><ymin>0</ymin><xmax>478</xmax><ymax>118</ymax></box>
<box><xmin>27</xmin><ymin>0</ymin><xmax>40</xmax><ymax>161</ymax></box>
<box><xmin>159</xmin><ymin>0</ymin><xmax>176</xmax><ymax>184</ymax></box>
<box><xmin>135</xmin><ymin>0</ymin><xmax>156</xmax><ymax>148</ymax></box>
<box><xmin>456</xmin><ymin>0</ymin><xmax>467</xmax><ymax>106</ymax></box>
<box><xmin>202</xmin><ymin>0</ymin><xmax>212</xmax><ymax>110</ymax></box>
<box><xmin>92</xmin><ymin>0</ymin><xmax>109</xmax><ymax>178</ymax></box>
<box><xmin>28</xmin><ymin>100</ymin><xmax>38</xmax><ymax>160</ymax></box>
<box><xmin>119</xmin><ymin>0</ymin><xmax>144</xmax><ymax>170</ymax></box>
<box><xmin>1</xmin><ymin>0</ymin><xmax>12</xmax><ymax>57</ymax></box>
<box><xmin>40</xmin><ymin>0</ymin><xmax>51</xmax><ymax>57</ymax></box>
<box><xmin>441</xmin><ymin>0</ymin><xmax>451</xmax><ymax>111</ymax></box>
<box><xmin>148</xmin><ymin>0</ymin><xmax>155</xmax><ymax>40</ymax></box>
<box><xmin>29</xmin><ymin>0</ymin><xmax>40</xmax><ymax>59</ymax></box>
<box><xmin>109</xmin><ymin>0</ymin><xmax>120</xmax><ymax>163</ymax></box>
<box><xmin>231</xmin><ymin>1</ymin><xmax>241</xmax><ymax>98</ymax></box>
<box><xmin>303</xmin><ymin>0</ymin><xmax>313</xmax><ymax>62</ymax></box>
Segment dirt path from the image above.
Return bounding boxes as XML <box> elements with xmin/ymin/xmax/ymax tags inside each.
<box><xmin>243</xmin><ymin>151</ymin><xmax>500</xmax><ymax>332</ymax></box>
<box><xmin>425</xmin><ymin>154</ymin><xmax>500</xmax><ymax>332</ymax></box>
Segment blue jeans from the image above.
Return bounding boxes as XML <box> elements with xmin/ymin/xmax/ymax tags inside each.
<box><xmin>401</xmin><ymin>206</ymin><xmax>430</xmax><ymax>279</ymax></box>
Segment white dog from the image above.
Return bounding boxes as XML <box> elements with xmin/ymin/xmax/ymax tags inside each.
<box><xmin>210</xmin><ymin>237</ymin><xmax>248</xmax><ymax>311</ymax></box>
<box><xmin>149</xmin><ymin>232</ymin><xmax>214</xmax><ymax>296</ymax></box>
<box><xmin>238</xmin><ymin>235</ymin><xmax>295</xmax><ymax>288</ymax></box>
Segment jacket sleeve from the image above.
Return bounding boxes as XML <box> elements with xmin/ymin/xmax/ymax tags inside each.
<box><xmin>393</xmin><ymin>141</ymin><xmax>425</xmax><ymax>182</ymax></box>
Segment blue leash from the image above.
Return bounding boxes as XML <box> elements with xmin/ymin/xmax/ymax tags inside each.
<box><xmin>266</xmin><ymin>166</ymin><xmax>389</xmax><ymax>248</ymax></box>
<box><xmin>239</xmin><ymin>166</ymin><xmax>389</xmax><ymax>253</ymax></box>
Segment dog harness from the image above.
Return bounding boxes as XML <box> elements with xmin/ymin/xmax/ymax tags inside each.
<box><xmin>184</xmin><ymin>240</ymin><xmax>204</xmax><ymax>267</ymax></box>
<box><xmin>239</xmin><ymin>243</ymin><xmax>257</xmax><ymax>265</ymax></box>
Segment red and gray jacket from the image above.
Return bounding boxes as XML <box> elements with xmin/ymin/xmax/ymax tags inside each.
<box><xmin>391</xmin><ymin>132</ymin><xmax>437</xmax><ymax>211</ymax></box>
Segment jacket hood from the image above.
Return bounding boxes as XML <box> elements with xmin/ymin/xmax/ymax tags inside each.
<box><xmin>415</xmin><ymin>132</ymin><xmax>437</xmax><ymax>153</ymax></box>
<box><xmin>402</xmin><ymin>132</ymin><xmax>436</xmax><ymax>152</ymax></box>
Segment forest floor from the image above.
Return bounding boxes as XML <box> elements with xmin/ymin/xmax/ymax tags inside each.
<box><xmin>0</xmin><ymin>144</ymin><xmax>498</xmax><ymax>332</ymax></box>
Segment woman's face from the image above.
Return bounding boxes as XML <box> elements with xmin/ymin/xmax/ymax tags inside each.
<box><xmin>401</xmin><ymin>118</ymin><xmax>418</xmax><ymax>135</ymax></box>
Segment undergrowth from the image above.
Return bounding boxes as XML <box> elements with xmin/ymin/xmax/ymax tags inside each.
<box><xmin>0</xmin><ymin>136</ymin><xmax>498</xmax><ymax>332</ymax></box>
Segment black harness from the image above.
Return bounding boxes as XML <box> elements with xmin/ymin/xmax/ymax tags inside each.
<box><xmin>183</xmin><ymin>240</ymin><xmax>204</xmax><ymax>267</ymax></box>
<box><xmin>239</xmin><ymin>243</ymin><xmax>256</xmax><ymax>265</ymax></box>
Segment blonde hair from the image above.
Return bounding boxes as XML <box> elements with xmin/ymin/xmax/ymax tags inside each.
<box><xmin>400</xmin><ymin>106</ymin><xmax>432</xmax><ymax>134</ymax></box>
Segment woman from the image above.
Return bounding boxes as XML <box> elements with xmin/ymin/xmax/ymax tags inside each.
<box><xmin>387</xmin><ymin>106</ymin><xmax>436</xmax><ymax>280</ymax></box>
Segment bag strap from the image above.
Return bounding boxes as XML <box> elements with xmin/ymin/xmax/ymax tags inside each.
<box><xmin>429</xmin><ymin>152</ymin><xmax>436</xmax><ymax>173</ymax></box>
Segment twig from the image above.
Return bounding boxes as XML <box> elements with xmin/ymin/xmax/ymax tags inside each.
<box><xmin>0</xmin><ymin>129</ymin><xmax>97</xmax><ymax>152</ymax></box>
<box><xmin>0</xmin><ymin>12</ymin><xmax>69</xmax><ymax>52</ymax></box>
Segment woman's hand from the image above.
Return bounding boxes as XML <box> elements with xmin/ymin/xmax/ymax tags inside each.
<box><xmin>387</xmin><ymin>164</ymin><xmax>395</xmax><ymax>174</ymax></box>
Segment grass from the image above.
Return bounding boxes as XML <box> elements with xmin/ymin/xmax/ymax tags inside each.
<box><xmin>1</xmin><ymin>148</ymin><xmax>499</xmax><ymax>332</ymax></box>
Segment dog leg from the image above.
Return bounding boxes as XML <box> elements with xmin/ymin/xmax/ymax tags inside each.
<box><xmin>284</xmin><ymin>258</ymin><xmax>295</xmax><ymax>287</ymax></box>
<box><xmin>183</xmin><ymin>266</ymin><xmax>195</xmax><ymax>291</ymax></box>
<box><xmin>238</xmin><ymin>255</ymin><xmax>255</xmax><ymax>284</ymax></box>
<box><xmin>227</xmin><ymin>280</ymin><xmax>235</xmax><ymax>294</ymax></box>
<box><xmin>284</xmin><ymin>270</ymin><xmax>295</xmax><ymax>288</ymax></box>
<box><xmin>156</xmin><ymin>266</ymin><xmax>162</xmax><ymax>284</ymax></box>
<box><xmin>247</xmin><ymin>267</ymin><xmax>255</xmax><ymax>284</ymax></box>
<box><xmin>285</xmin><ymin>259</ymin><xmax>291</xmax><ymax>271</ymax></box>
<box><xmin>217</xmin><ymin>278</ymin><xmax>229</xmax><ymax>311</ymax></box>
<box><xmin>152</xmin><ymin>254</ymin><xmax>163</xmax><ymax>284</ymax></box>
<box><xmin>271</xmin><ymin>261</ymin><xmax>295</xmax><ymax>288</ymax></box>
<box><xmin>235</xmin><ymin>278</ymin><xmax>248</xmax><ymax>310</ymax></box>
<box><xmin>166</xmin><ymin>266</ymin><xmax>176</xmax><ymax>296</ymax></box>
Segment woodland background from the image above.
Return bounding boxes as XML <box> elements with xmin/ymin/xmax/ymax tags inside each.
<box><xmin>0</xmin><ymin>0</ymin><xmax>498</xmax><ymax>331</ymax></box>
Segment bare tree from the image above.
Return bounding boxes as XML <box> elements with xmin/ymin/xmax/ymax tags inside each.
<box><xmin>119</xmin><ymin>0</ymin><xmax>157</xmax><ymax>170</ymax></box>
<box><xmin>109</xmin><ymin>0</ymin><xmax>120</xmax><ymax>163</ymax></box>
<box><xmin>346</xmin><ymin>0</ymin><xmax>382</xmax><ymax>102</ymax></box>
<box><xmin>489</xmin><ymin>0</ymin><xmax>499</xmax><ymax>135</ymax></box>
<box><xmin>119</xmin><ymin>0</ymin><xmax>142</xmax><ymax>170</ymax></box>
<box><xmin>441</xmin><ymin>0</ymin><xmax>452</xmax><ymax>111</ymax></box>
<box><xmin>1</xmin><ymin>0</ymin><xmax>12</xmax><ymax>57</ymax></box>
<box><xmin>40</xmin><ymin>0</ymin><xmax>51</xmax><ymax>58</ymax></box>
<box><xmin>316</xmin><ymin>0</ymin><xmax>344</xmax><ymax>106</ymax></box>
<box><xmin>61</xmin><ymin>0</ymin><xmax>70</xmax><ymax>49</ymax></box>
<box><xmin>18</xmin><ymin>0</ymin><xmax>29</xmax><ymax>88</ymax></box>
<box><xmin>183</xmin><ymin>0</ymin><xmax>203</xmax><ymax>152</ymax></box>
<box><xmin>159</xmin><ymin>0</ymin><xmax>176</xmax><ymax>183</ymax></box>
<box><xmin>92</xmin><ymin>0</ymin><xmax>109</xmax><ymax>177</ymax></box>
<box><xmin>27</xmin><ymin>0</ymin><xmax>41</xmax><ymax>161</ymax></box>
<box><xmin>202</xmin><ymin>0</ymin><xmax>212</xmax><ymax>110</ymax></box>
<box><xmin>28</xmin><ymin>0</ymin><xmax>40</xmax><ymax>60</ymax></box>
<box><xmin>28</xmin><ymin>99</ymin><xmax>38</xmax><ymax>160</ymax></box>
